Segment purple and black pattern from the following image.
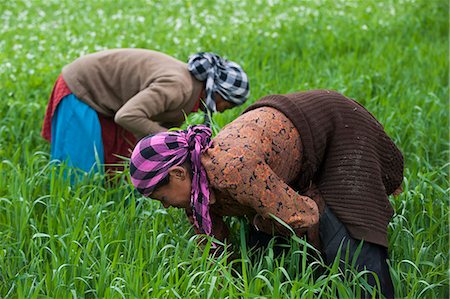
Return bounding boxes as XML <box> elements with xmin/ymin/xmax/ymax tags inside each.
<box><xmin>130</xmin><ymin>125</ymin><xmax>213</xmax><ymax>235</ymax></box>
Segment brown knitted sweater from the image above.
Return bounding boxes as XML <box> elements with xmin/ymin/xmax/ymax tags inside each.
<box><xmin>243</xmin><ymin>90</ymin><xmax>404</xmax><ymax>247</ymax></box>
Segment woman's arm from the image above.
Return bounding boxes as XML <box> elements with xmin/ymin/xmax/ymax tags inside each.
<box><xmin>114</xmin><ymin>79</ymin><xmax>188</xmax><ymax>138</ymax></box>
<box><xmin>206</xmin><ymin>147</ymin><xmax>319</xmax><ymax>237</ymax></box>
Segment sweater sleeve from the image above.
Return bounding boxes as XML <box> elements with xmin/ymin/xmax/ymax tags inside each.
<box><xmin>205</xmin><ymin>148</ymin><xmax>319</xmax><ymax>236</ymax></box>
<box><xmin>114</xmin><ymin>79</ymin><xmax>188</xmax><ymax>138</ymax></box>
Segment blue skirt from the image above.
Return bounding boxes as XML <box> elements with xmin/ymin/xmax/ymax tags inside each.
<box><xmin>51</xmin><ymin>94</ymin><xmax>104</xmax><ymax>175</ymax></box>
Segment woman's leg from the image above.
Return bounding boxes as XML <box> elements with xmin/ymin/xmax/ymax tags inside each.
<box><xmin>247</xmin><ymin>224</ymin><xmax>290</xmax><ymax>257</ymax></box>
<box><xmin>319</xmin><ymin>206</ymin><xmax>395</xmax><ymax>298</ymax></box>
<box><xmin>51</xmin><ymin>94</ymin><xmax>104</xmax><ymax>180</ymax></box>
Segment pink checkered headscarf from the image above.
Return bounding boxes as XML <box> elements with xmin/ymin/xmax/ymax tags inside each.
<box><xmin>130</xmin><ymin>125</ymin><xmax>213</xmax><ymax>235</ymax></box>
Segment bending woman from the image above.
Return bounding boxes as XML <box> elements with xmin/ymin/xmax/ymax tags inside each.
<box><xmin>130</xmin><ymin>90</ymin><xmax>404</xmax><ymax>298</ymax></box>
<box><xmin>41</xmin><ymin>49</ymin><xmax>249</xmax><ymax>175</ymax></box>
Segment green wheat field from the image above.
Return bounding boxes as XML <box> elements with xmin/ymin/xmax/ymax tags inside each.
<box><xmin>0</xmin><ymin>0</ymin><xmax>448</xmax><ymax>298</ymax></box>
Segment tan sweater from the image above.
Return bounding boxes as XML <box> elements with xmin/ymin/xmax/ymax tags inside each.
<box><xmin>62</xmin><ymin>49</ymin><xmax>204</xmax><ymax>138</ymax></box>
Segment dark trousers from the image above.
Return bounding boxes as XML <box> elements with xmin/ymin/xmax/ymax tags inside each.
<box><xmin>319</xmin><ymin>207</ymin><xmax>395</xmax><ymax>298</ymax></box>
<box><xmin>247</xmin><ymin>208</ymin><xmax>394</xmax><ymax>298</ymax></box>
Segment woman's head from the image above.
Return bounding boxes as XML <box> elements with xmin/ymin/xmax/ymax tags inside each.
<box><xmin>130</xmin><ymin>125</ymin><xmax>214</xmax><ymax>235</ymax></box>
<box><xmin>187</xmin><ymin>52</ymin><xmax>250</xmax><ymax>113</ymax></box>
<box><xmin>149</xmin><ymin>162</ymin><xmax>192</xmax><ymax>209</ymax></box>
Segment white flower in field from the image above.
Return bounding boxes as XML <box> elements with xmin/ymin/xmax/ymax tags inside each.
<box><xmin>79</xmin><ymin>46</ymin><xmax>90</xmax><ymax>57</ymax></box>
<box><xmin>199</xmin><ymin>26</ymin><xmax>206</xmax><ymax>36</ymax></box>
<box><xmin>174</xmin><ymin>18</ymin><xmax>182</xmax><ymax>31</ymax></box>
<box><xmin>366</xmin><ymin>6</ymin><xmax>372</xmax><ymax>13</ymax></box>
<box><xmin>111</xmin><ymin>10</ymin><xmax>123</xmax><ymax>20</ymax></box>
<box><xmin>28</xmin><ymin>69</ymin><xmax>35</xmax><ymax>75</ymax></box>
<box><xmin>2</xmin><ymin>9</ymin><xmax>12</xmax><ymax>18</ymax></box>
<box><xmin>173</xmin><ymin>37</ymin><xmax>180</xmax><ymax>45</ymax></box>
<box><xmin>326</xmin><ymin>25</ymin><xmax>332</xmax><ymax>31</ymax></box>
<box><xmin>94</xmin><ymin>45</ymin><xmax>106</xmax><ymax>51</ymax></box>
<box><xmin>204</xmin><ymin>14</ymin><xmax>216</xmax><ymax>25</ymax></box>
<box><xmin>165</xmin><ymin>16</ymin><xmax>174</xmax><ymax>25</ymax></box>
<box><xmin>361</xmin><ymin>24</ymin><xmax>368</xmax><ymax>31</ymax></box>
<box><xmin>18</xmin><ymin>11</ymin><xmax>29</xmax><ymax>21</ymax></box>
<box><xmin>137</xmin><ymin>16</ymin><xmax>145</xmax><ymax>23</ymax></box>
<box><xmin>390</xmin><ymin>7</ymin><xmax>396</xmax><ymax>16</ymax></box>
<box><xmin>26</xmin><ymin>53</ymin><xmax>34</xmax><ymax>60</ymax></box>
<box><xmin>13</xmin><ymin>44</ymin><xmax>22</xmax><ymax>51</ymax></box>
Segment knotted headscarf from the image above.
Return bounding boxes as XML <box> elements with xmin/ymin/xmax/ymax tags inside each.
<box><xmin>130</xmin><ymin>125</ymin><xmax>213</xmax><ymax>235</ymax></box>
<box><xmin>187</xmin><ymin>52</ymin><xmax>250</xmax><ymax>121</ymax></box>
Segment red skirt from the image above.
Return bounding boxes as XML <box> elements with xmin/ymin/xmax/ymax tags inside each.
<box><xmin>42</xmin><ymin>75</ymin><xmax>137</xmax><ymax>174</ymax></box>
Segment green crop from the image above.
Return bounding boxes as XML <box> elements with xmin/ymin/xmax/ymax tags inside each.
<box><xmin>0</xmin><ymin>0</ymin><xmax>448</xmax><ymax>297</ymax></box>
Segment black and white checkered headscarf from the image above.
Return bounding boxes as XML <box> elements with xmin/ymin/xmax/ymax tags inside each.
<box><xmin>187</xmin><ymin>52</ymin><xmax>250</xmax><ymax>117</ymax></box>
